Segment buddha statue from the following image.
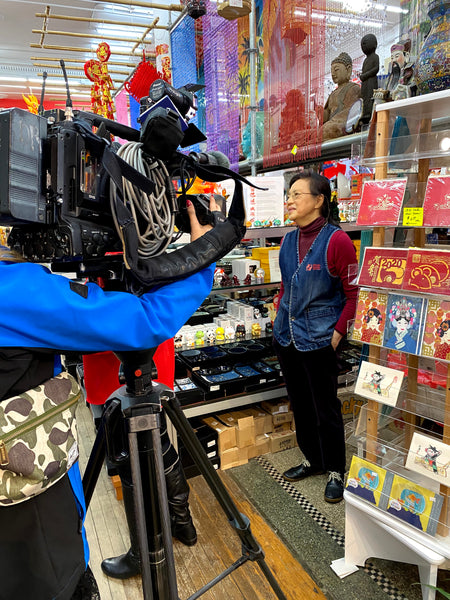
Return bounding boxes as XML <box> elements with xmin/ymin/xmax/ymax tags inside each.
<box><xmin>322</xmin><ymin>52</ymin><xmax>361</xmax><ymax>141</ymax></box>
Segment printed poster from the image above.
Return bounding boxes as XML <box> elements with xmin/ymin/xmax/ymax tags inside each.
<box><xmin>422</xmin><ymin>175</ymin><xmax>450</xmax><ymax>227</ymax></box>
<box><xmin>357</xmin><ymin>247</ymin><xmax>408</xmax><ymax>289</ymax></box>
<box><xmin>356</xmin><ymin>178</ymin><xmax>407</xmax><ymax>226</ymax></box>
<box><xmin>405</xmin><ymin>431</ymin><xmax>450</xmax><ymax>488</ymax></box>
<box><xmin>355</xmin><ymin>360</ymin><xmax>404</xmax><ymax>407</ymax></box>
<box><xmin>346</xmin><ymin>456</ymin><xmax>392</xmax><ymax>508</ymax></box>
<box><xmin>382</xmin><ymin>293</ymin><xmax>426</xmax><ymax>355</ymax></box>
<box><xmin>403</xmin><ymin>248</ymin><xmax>450</xmax><ymax>296</ymax></box>
<box><xmin>420</xmin><ymin>298</ymin><xmax>450</xmax><ymax>361</ymax></box>
<box><xmin>243</xmin><ymin>176</ymin><xmax>285</xmax><ymax>228</ymax></box>
<box><xmin>385</xmin><ymin>472</ymin><xmax>444</xmax><ymax>536</ymax></box>
<box><xmin>351</xmin><ymin>288</ymin><xmax>388</xmax><ymax>346</ymax></box>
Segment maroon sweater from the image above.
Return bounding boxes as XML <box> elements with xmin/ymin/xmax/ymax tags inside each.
<box><xmin>278</xmin><ymin>217</ymin><xmax>358</xmax><ymax>336</ymax></box>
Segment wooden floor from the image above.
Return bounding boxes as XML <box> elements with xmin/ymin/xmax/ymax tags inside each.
<box><xmin>78</xmin><ymin>402</ymin><xmax>326</xmax><ymax>600</ymax></box>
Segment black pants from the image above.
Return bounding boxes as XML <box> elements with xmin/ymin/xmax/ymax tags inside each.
<box><xmin>274</xmin><ymin>340</ymin><xmax>346</xmax><ymax>474</ymax></box>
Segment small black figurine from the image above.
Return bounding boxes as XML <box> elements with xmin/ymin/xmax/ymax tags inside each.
<box><xmin>359</xmin><ymin>34</ymin><xmax>379</xmax><ymax>124</ymax></box>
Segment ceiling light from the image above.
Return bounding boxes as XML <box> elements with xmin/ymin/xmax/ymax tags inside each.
<box><xmin>0</xmin><ymin>76</ymin><xmax>27</xmax><ymax>82</ymax></box>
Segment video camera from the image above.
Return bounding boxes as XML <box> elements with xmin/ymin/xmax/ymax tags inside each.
<box><xmin>0</xmin><ymin>76</ymin><xmax>258</xmax><ymax>287</ymax></box>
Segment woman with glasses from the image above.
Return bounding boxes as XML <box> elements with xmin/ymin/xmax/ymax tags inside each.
<box><xmin>273</xmin><ymin>170</ymin><xmax>358</xmax><ymax>503</ymax></box>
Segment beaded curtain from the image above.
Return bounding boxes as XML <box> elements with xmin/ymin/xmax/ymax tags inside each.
<box><xmin>262</xmin><ymin>0</ymin><xmax>326</xmax><ymax>168</ymax></box>
<box><xmin>170</xmin><ymin>16</ymin><xmax>203</xmax><ymax>154</ymax></box>
<box><xmin>202</xmin><ymin>1</ymin><xmax>240</xmax><ymax>168</ymax></box>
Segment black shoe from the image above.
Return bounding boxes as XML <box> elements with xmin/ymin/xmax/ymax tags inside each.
<box><xmin>282</xmin><ymin>460</ymin><xmax>325</xmax><ymax>482</ymax></box>
<box><xmin>101</xmin><ymin>549</ymin><xmax>141</xmax><ymax>580</ymax></box>
<box><xmin>172</xmin><ymin>519</ymin><xmax>198</xmax><ymax>546</ymax></box>
<box><xmin>324</xmin><ymin>471</ymin><xmax>344</xmax><ymax>503</ymax></box>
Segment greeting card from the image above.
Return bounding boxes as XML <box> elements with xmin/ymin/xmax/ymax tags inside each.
<box><xmin>382</xmin><ymin>293</ymin><xmax>426</xmax><ymax>355</ymax></box>
<box><xmin>405</xmin><ymin>431</ymin><xmax>450</xmax><ymax>488</ymax></box>
<box><xmin>420</xmin><ymin>298</ymin><xmax>450</xmax><ymax>361</ymax></box>
<box><xmin>384</xmin><ymin>473</ymin><xmax>444</xmax><ymax>536</ymax></box>
<box><xmin>352</xmin><ymin>289</ymin><xmax>388</xmax><ymax>346</ymax></box>
<box><xmin>345</xmin><ymin>456</ymin><xmax>393</xmax><ymax>508</ymax></box>
<box><xmin>403</xmin><ymin>248</ymin><xmax>450</xmax><ymax>296</ymax></box>
<box><xmin>422</xmin><ymin>175</ymin><xmax>450</xmax><ymax>227</ymax></box>
<box><xmin>356</xmin><ymin>178</ymin><xmax>407</xmax><ymax>226</ymax></box>
<box><xmin>358</xmin><ymin>247</ymin><xmax>408</xmax><ymax>289</ymax></box>
<box><xmin>355</xmin><ymin>360</ymin><xmax>404</xmax><ymax>407</ymax></box>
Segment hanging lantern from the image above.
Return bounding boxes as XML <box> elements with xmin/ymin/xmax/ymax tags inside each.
<box><xmin>186</xmin><ymin>0</ymin><xmax>207</xmax><ymax>19</ymax></box>
<box><xmin>281</xmin><ymin>0</ymin><xmax>311</xmax><ymax>45</ymax></box>
<box><xmin>217</xmin><ymin>0</ymin><xmax>252</xmax><ymax>21</ymax></box>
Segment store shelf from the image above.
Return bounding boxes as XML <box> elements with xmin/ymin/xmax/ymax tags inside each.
<box><xmin>376</xmin><ymin>89</ymin><xmax>450</xmax><ymax>121</ymax></box>
<box><xmin>182</xmin><ymin>385</ymin><xmax>287</xmax><ymax>418</ymax></box>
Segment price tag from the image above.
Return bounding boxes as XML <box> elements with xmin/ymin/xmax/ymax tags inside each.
<box><xmin>402</xmin><ymin>207</ymin><xmax>423</xmax><ymax>226</ymax></box>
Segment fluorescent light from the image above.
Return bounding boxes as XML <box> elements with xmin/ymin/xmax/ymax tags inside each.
<box><xmin>0</xmin><ymin>76</ymin><xmax>27</xmax><ymax>82</ymax></box>
<box><xmin>0</xmin><ymin>84</ymin><xmax>27</xmax><ymax>89</ymax></box>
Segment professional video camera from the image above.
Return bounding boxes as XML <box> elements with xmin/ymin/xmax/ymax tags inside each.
<box><xmin>0</xmin><ymin>71</ymin><xmax>260</xmax><ymax>288</ymax></box>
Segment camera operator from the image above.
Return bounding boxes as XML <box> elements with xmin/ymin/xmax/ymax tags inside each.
<box><xmin>0</xmin><ymin>196</ymin><xmax>218</xmax><ymax>600</ymax></box>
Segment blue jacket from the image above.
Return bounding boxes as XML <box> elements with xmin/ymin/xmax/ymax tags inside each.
<box><xmin>273</xmin><ymin>224</ymin><xmax>345</xmax><ymax>351</ymax></box>
<box><xmin>0</xmin><ymin>255</ymin><xmax>214</xmax><ymax>582</ymax></box>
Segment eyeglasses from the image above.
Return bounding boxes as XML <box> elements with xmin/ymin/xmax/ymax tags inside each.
<box><xmin>286</xmin><ymin>191</ymin><xmax>317</xmax><ymax>201</ymax></box>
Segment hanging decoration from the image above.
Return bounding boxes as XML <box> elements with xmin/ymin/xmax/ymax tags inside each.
<box><xmin>124</xmin><ymin>51</ymin><xmax>169</xmax><ymax>102</ymax></box>
<box><xmin>262</xmin><ymin>0</ymin><xmax>326</xmax><ymax>167</ymax></box>
<box><xmin>217</xmin><ymin>0</ymin><xmax>252</xmax><ymax>21</ymax></box>
<box><xmin>202</xmin><ymin>0</ymin><xmax>240</xmax><ymax>168</ymax></box>
<box><xmin>84</xmin><ymin>42</ymin><xmax>115</xmax><ymax>120</ymax></box>
<box><xmin>156</xmin><ymin>44</ymin><xmax>172</xmax><ymax>83</ymax></box>
<box><xmin>22</xmin><ymin>94</ymin><xmax>39</xmax><ymax>114</ymax></box>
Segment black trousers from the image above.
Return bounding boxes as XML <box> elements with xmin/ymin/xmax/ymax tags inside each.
<box><xmin>274</xmin><ymin>340</ymin><xmax>346</xmax><ymax>475</ymax></box>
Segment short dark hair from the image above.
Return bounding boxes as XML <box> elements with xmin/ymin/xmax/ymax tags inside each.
<box><xmin>288</xmin><ymin>170</ymin><xmax>340</xmax><ymax>226</ymax></box>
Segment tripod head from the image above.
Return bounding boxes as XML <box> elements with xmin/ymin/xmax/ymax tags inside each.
<box><xmin>114</xmin><ymin>348</ymin><xmax>158</xmax><ymax>398</ymax></box>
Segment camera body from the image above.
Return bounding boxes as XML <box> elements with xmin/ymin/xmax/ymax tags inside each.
<box><xmin>0</xmin><ymin>80</ymin><xmax>208</xmax><ymax>269</ymax></box>
<box><xmin>0</xmin><ymin>108</ymin><xmax>122</xmax><ymax>263</ymax></box>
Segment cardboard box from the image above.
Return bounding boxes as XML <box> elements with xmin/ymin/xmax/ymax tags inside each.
<box><xmin>220</xmin><ymin>446</ymin><xmax>248</xmax><ymax>470</ymax></box>
<box><xmin>273</xmin><ymin>421</ymin><xmax>292</xmax><ymax>433</ymax></box>
<box><xmin>201</xmin><ymin>416</ymin><xmax>236</xmax><ymax>452</ymax></box>
<box><xmin>240</xmin><ymin>406</ymin><xmax>273</xmax><ymax>435</ymax></box>
<box><xmin>248</xmin><ymin>434</ymin><xmax>271</xmax><ymax>459</ymax></box>
<box><xmin>261</xmin><ymin>399</ymin><xmax>290</xmax><ymax>415</ymax></box>
<box><xmin>269</xmin><ymin>430</ymin><xmax>297</xmax><ymax>453</ymax></box>
<box><xmin>272</xmin><ymin>410</ymin><xmax>294</xmax><ymax>427</ymax></box>
<box><xmin>217</xmin><ymin>412</ymin><xmax>255</xmax><ymax>448</ymax></box>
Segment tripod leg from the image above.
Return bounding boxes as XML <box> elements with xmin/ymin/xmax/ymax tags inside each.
<box><xmin>162</xmin><ymin>393</ymin><xmax>287</xmax><ymax>600</ymax></box>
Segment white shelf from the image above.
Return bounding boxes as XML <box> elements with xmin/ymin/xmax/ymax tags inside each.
<box><xmin>376</xmin><ymin>89</ymin><xmax>450</xmax><ymax>121</ymax></box>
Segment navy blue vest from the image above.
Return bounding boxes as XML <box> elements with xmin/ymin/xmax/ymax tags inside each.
<box><xmin>273</xmin><ymin>223</ymin><xmax>345</xmax><ymax>351</ymax></box>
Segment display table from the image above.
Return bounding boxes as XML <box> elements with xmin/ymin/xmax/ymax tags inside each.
<box><xmin>344</xmin><ymin>490</ymin><xmax>450</xmax><ymax>600</ymax></box>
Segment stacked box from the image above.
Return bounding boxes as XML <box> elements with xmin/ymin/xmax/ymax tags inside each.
<box><xmin>251</xmin><ymin>247</ymin><xmax>280</xmax><ymax>283</ymax></box>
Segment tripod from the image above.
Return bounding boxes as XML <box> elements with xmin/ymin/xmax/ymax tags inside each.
<box><xmin>83</xmin><ymin>349</ymin><xmax>287</xmax><ymax>600</ymax></box>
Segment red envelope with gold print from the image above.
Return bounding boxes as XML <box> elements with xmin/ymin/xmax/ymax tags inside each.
<box><xmin>403</xmin><ymin>248</ymin><xmax>450</xmax><ymax>296</ymax></box>
<box><xmin>356</xmin><ymin>178</ymin><xmax>407</xmax><ymax>226</ymax></box>
<box><xmin>422</xmin><ymin>175</ymin><xmax>450</xmax><ymax>227</ymax></box>
<box><xmin>358</xmin><ymin>247</ymin><xmax>408</xmax><ymax>289</ymax></box>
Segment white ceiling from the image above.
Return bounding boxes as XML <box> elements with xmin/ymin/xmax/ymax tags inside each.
<box><xmin>0</xmin><ymin>0</ymin><xmax>404</xmax><ymax>106</ymax></box>
<box><xmin>0</xmin><ymin>0</ymin><xmax>179</xmax><ymax>104</ymax></box>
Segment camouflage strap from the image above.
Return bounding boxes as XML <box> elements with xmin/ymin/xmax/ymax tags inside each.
<box><xmin>0</xmin><ymin>372</ymin><xmax>81</xmax><ymax>506</ymax></box>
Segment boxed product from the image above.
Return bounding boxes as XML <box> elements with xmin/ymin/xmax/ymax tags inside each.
<box><xmin>173</xmin><ymin>377</ymin><xmax>205</xmax><ymax>406</ymax></box>
<box><xmin>248</xmin><ymin>434</ymin><xmax>271</xmax><ymax>459</ymax></box>
<box><xmin>251</xmin><ymin>247</ymin><xmax>280</xmax><ymax>282</ymax></box>
<box><xmin>239</xmin><ymin>406</ymin><xmax>273</xmax><ymax>435</ymax></box>
<box><xmin>230</xmin><ymin>258</ymin><xmax>260</xmax><ymax>281</ymax></box>
<box><xmin>261</xmin><ymin>398</ymin><xmax>290</xmax><ymax>415</ymax></box>
<box><xmin>272</xmin><ymin>410</ymin><xmax>294</xmax><ymax>427</ymax></box>
<box><xmin>269</xmin><ymin>430</ymin><xmax>297</xmax><ymax>453</ymax></box>
<box><xmin>216</xmin><ymin>411</ymin><xmax>255</xmax><ymax>448</ymax></box>
<box><xmin>201</xmin><ymin>416</ymin><xmax>236</xmax><ymax>452</ymax></box>
<box><xmin>220</xmin><ymin>446</ymin><xmax>249</xmax><ymax>470</ymax></box>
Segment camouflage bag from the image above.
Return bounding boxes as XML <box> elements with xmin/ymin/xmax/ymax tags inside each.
<box><xmin>0</xmin><ymin>371</ymin><xmax>81</xmax><ymax>506</ymax></box>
